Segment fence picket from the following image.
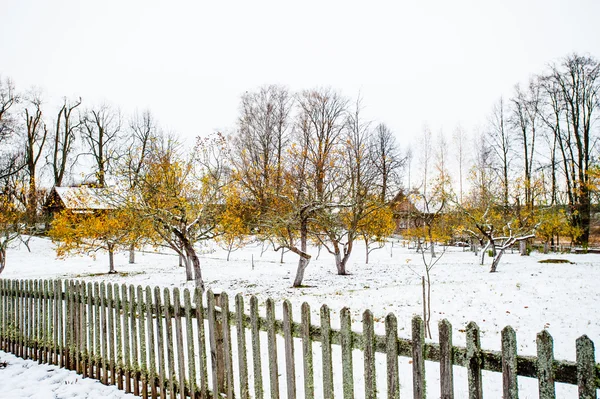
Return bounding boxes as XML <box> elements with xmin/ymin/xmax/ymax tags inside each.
<box><xmin>236</xmin><ymin>293</ymin><xmax>249</xmax><ymax>399</ymax></box>
<box><xmin>57</xmin><ymin>280</ymin><xmax>64</xmax><ymax>368</ymax></box>
<box><xmin>301</xmin><ymin>302</ymin><xmax>314</xmax><ymax>399</ymax></box>
<box><xmin>129</xmin><ymin>285</ymin><xmax>140</xmax><ymax>395</ymax></box>
<box><xmin>122</xmin><ymin>284</ymin><xmax>131</xmax><ymax>392</ymax></box>
<box><xmin>184</xmin><ymin>289</ymin><xmax>196</xmax><ymax>399</ymax></box>
<box><xmin>501</xmin><ymin>326</ymin><xmax>518</xmax><ymax>399</ymax></box>
<box><xmin>412</xmin><ymin>316</ymin><xmax>426</xmax><ymax>399</ymax></box>
<box><xmin>207</xmin><ymin>290</ymin><xmax>220</xmax><ymax>396</ymax></box>
<box><xmin>576</xmin><ymin>335</ymin><xmax>595</xmax><ymax>399</ymax></box>
<box><xmin>154</xmin><ymin>286</ymin><xmax>167</xmax><ymax>399</ymax></box>
<box><xmin>536</xmin><ymin>329</ymin><xmax>555</xmax><ymax>399</ymax></box>
<box><xmin>385</xmin><ymin>313</ymin><xmax>400</xmax><ymax>399</ymax></box>
<box><xmin>439</xmin><ymin>319</ymin><xmax>454</xmax><ymax>399</ymax></box>
<box><xmin>340</xmin><ymin>307</ymin><xmax>354</xmax><ymax>399</ymax></box>
<box><xmin>320</xmin><ymin>304</ymin><xmax>334</xmax><ymax>399</ymax></box>
<box><xmin>107</xmin><ymin>283</ymin><xmax>115</xmax><ymax>384</ymax></box>
<box><xmin>363</xmin><ymin>309</ymin><xmax>376</xmax><ymax>399</ymax></box>
<box><xmin>145</xmin><ymin>286</ymin><xmax>158</xmax><ymax>399</ymax></box>
<box><xmin>266</xmin><ymin>298</ymin><xmax>280</xmax><ymax>399</ymax></box>
<box><xmin>101</xmin><ymin>282</ymin><xmax>109</xmax><ymax>385</ymax></box>
<box><xmin>164</xmin><ymin>288</ymin><xmax>176</xmax><ymax>397</ymax></box>
<box><xmin>466</xmin><ymin>321</ymin><xmax>483</xmax><ymax>399</ymax></box>
<box><xmin>250</xmin><ymin>295</ymin><xmax>264</xmax><ymax>399</ymax></box>
<box><xmin>74</xmin><ymin>281</ymin><xmax>81</xmax><ymax>373</ymax></box>
<box><xmin>283</xmin><ymin>300</ymin><xmax>296</xmax><ymax>399</ymax></box>
<box><xmin>88</xmin><ymin>282</ymin><xmax>95</xmax><ymax>379</ymax></box>
<box><xmin>113</xmin><ymin>284</ymin><xmax>125</xmax><ymax>389</ymax></box>
<box><xmin>137</xmin><ymin>286</ymin><xmax>148</xmax><ymax>399</ymax></box>
<box><xmin>173</xmin><ymin>288</ymin><xmax>187</xmax><ymax>399</ymax></box>
<box><xmin>194</xmin><ymin>287</ymin><xmax>209</xmax><ymax>398</ymax></box>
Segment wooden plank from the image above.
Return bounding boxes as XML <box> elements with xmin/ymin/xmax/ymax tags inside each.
<box><xmin>221</xmin><ymin>292</ymin><xmax>235</xmax><ymax>399</ymax></box>
<box><xmin>363</xmin><ymin>309</ymin><xmax>376</xmax><ymax>399</ymax></box>
<box><xmin>173</xmin><ymin>288</ymin><xmax>187</xmax><ymax>399</ymax></box>
<box><xmin>283</xmin><ymin>300</ymin><xmax>296</xmax><ymax>399</ymax></box>
<box><xmin>130</xmin><ymin>285</ymin><xmax>140</xmax><ymax>395</ymax></box>
<box><xmin>154</xmin><ymin>286</ymin><xmax>167</xmax><ymax>399</ymax></box>
<box><xmin>107</xmin><ymin>283</ymin><xmax>116</xmax><ymax>385</ymax></box>
<box><xmin>0</xmin><ymin>280</ymin><xmax>5</xmax><ymax>351</ymax></box>
<box><xmin>340</xmin><ymin>307</ymin><xmax>354</xmax><ymax>399</ymax></box>
<box><xmin>250</xmin><ymin>295</ymin><xmax>264</xmax><ymax>399</ymax></box>
<box><xmin>576</xmin><ymin>335</ymin><xmax>595</xmax><ymax>399</ymax></box>
<box><xmin>320</xmin><ymin>304</ymin><xmax>334</xmax><ymax>399</ymax></box>
<box><xmin>412</xmin><ymin>315</ymin><xmax>426</xmax><ymax>399</ymax></box>
<box><xmin>54</xmin><ymin>280</ymin><xmax>61</xmax><ymax>365</ymax></box>
<box><xmin>101</xmin><ymin>282</ymin><xmax>109</xmax><ymax>385</ymax></box>
<box><xmin>466</xmin><ymin>321</ymin><xmax>483</xmax><ymax>399</ymax></box>
<box><xmin>184</xmin><ymin>289</ymin><xmax>196</xmax><ymax>399</ymax></box>
<box><xmin>207</xmin><ymin>290</ymin><xmax>220</xmax><ymax>396</ymax></box>
<box><xmin>236</xmin><ymin>293</ymin><xmax>249</xmax><ymax>399</ymax></box>
<box><xmin>137</xmin><ymin>285</ymin><xmax>148</xmax><ymax>399</ymax></box>
<box><xmin>88</xmin><ymin>282</ymin><xmax>95</xmax><ymax>379</ymax></box>
<box><xmin>501</xmin><ymin>326</ymin><xmax>518</xmax><ymax>399</ymax></box>
<box><xmin>145</xmin><ymin>286</ymin><xmax>158</xmax><ymax>399</ymax></box>
<box><xmin>57</xmin><ymin>280</ymin><xmax>64</xmax><ymax>368</ymax></box>
<box><xmin>24</xmin><ymin>280</ymin><xmax>30</xmax><ymax>360</ymax></box>
<box><xmin>164</xmin><ymin>287</ymin><xmax>176</xmax><ymax>397</ymax></box>
<box><xmin>114</xmin><ymin>284</ymin><xmax>124</xmax><ymax>389</ymax></box>
<box><xmin>266</xmin><ymin>298</ymin><xmax>280</xmax><ymax>399</ymax></box>
<box><xmin>35</xmin><ymin>279</ymin><xmax>41</xmax><ymax>363</ymax></box>
<box><xmin>122</xmin><ymin>284</ymin><xmax>131</xmax><ymax>393</ymax></box>
<box><xmin>194</xmin><ymin>287</ymin><xmax>209</xmax><ymax>398</ymax></box>
<box><xmin>536</xmin><ymin>329</ymin><xmax>555</xmax><ymax>399</ymax></box>
<box><xmin>74</xmin><ymin>281</ymin><xmax>81</xmax><ymax>373</ymax></box>
<box><xmin>439</xmin><ymin>319</ymin><xmax>454</xmax><ymax>399</ymax></box>
<box><xmin>385</xmin><ymin>313</ymin><xmax>399</xmax><ymax>399</ymax></box>
<box><xmin>301</xmin><ymin>302</ymin><xmax>314</xmax><ymax>399</ymax></box>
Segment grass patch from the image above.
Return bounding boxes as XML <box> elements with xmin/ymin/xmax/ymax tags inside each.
<box><xmin>538</xmin><ymin>259</ymin><xmax>574</xmax><ymax>264</ymax></box>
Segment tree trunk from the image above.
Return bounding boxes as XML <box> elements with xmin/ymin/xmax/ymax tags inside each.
<box><xmin>179</xmin><ymin>253</ymin><xmax>183</xmax><ymax>267</ymax></box>
<box><xmin>519</xmin><ymin>240</ymin><xmax>527</xmax><ymax>256</ymax></box>
<box><xmin>183</xmin><ymin>253</ymin><xmax>193</xmax><ymax>282</ymax></box>
<box><xmin>108</xmin><ymin>245</ymin><xmax>116</xmax><ymax>274</ymax></box>
<box><xmin>365</xmin><ymin>240</ymin><xmax>370</xmax><ymax>264</ymax></box>
<box><xmin>182</xmin><ymin>240</ymin><xmax>203</xmax><ymax>289</ymax></box>
<box><xmin>490</xmin><ymin>249</ymin><xmax>506</xmax><ymax>273</ymax></box>
<box><xmin>543</xmin><ymin>241</ymin><xmax>549</xmax><ymax>254</ymax></box>
<box><xmin>0</xmin><ymin>248</ymin><xmax>6</xmax><ymax>274</ymax></box>
<box><xmin>129</xmin><ymin>243</ymin><xmax>135</xmax><ymax>264</ymax></box>
<box><xmin>292</xmin><ymin>217</ymin><xmax>311</xmax><ymax>287</ymax></box>
<box><xmin>227</xmin><ymin>248</ymin><xmax>231</xmax><ymax>262</ymax></box>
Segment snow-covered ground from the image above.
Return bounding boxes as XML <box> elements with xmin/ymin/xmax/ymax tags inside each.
<box><xmin>0</xmin><ymin>350</ymin><xmax>137</xmax><ymax>399</ymax></box>
<box><xmin>1</xmin><ymin>236</ymin><xmax>599</xmax><ymax>398</ymax></box>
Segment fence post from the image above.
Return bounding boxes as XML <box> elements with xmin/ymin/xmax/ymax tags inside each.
<box><xmin>101</xmin><ymin>283</ymin><xmax>109</xmax><ymax>385</ymax></box>
<box><xmin>107</xmin><ymin>283</ymin><xmax>115</xmax><ymax>384</ymax></box>
<box><xmin>145</xmin><ymin>286</ymin><xmax>157</xmax><ymax>399</ymax></box>
<box><xmin>576</xmin><ymin>335</ymin><xmax>595</xmax><ymax>399</ymax></box>
<box><xmin>154</xmin><ymin>286</ymin><xmax>166</xmax><ymax>399</ymax></box>
<box><xmin>236</xmin><ymin>293</ymin><xmax>250</xmax><ymax>399</ymax></box>
<box><xmin>341</xmin><ymin>307</ymin><xmax>354</xmax><ymax>399</ymax></box>
<box><xmin>386</xmin><ymin>313</ymin><xmax>400</xmax><ymax>399</ymax></box>
<box><xmin>466</xmin><ymin>321</ymin><xmax>483</xmax><ymax>399</ymax></box>
<box><xmin>184</xmin><ymin>289</ymin><xmax>197</xmax><ymax>399</ymax></box>
<box><xmin>88</xmin><ymin>282</ymin><xmax>95</xmax><ymax>379</ymax></box>
<box><xmin>266</xmin><ymin>298</ymin><xmax>280</xmax><ymax>399</ymax></box>
<box><xmin>320</xmin><ymin>304</ymin><xmax>334</xmax><ymax>399</ymax></box>
<box><xmin>439</xmin><ymin>319</ymin><xmax>454</xmax><ymax>399</ymax></box>
<box><xmin>283</xmin><ymin>299</ymin><xmax>296</xmax><ymax>399</ymax></box>
<box><xmin>250</xmin><ymin>295</ymin><xmax>264</xmax><ymax>399</ymax></box>
<box><xmin>301</xmin><ymin>302</ymin><xmax>314</xmax><ymax>399</ymax></box>
<box><xmin>501</xmin><ymin>326</ymin><xmax>518</xmax><ymax>399</ymax></box>
<box><xmin>173</xmin><ymin>287</ymin><xmax>187</xmax><ymax>399</ymax></box>
<box><xmin>536</xmin><ymin>329</ymin><xmax>555</xmax><ymax>399</ymax></box>
<box><xmin>163</xmin><ymin>287</ymin><xmax>176</xmax><ymax>397</ymax></box>
<box><xmin>412</xmin><ymin>315</ymin><xmax>426</xmax><ymax>399</ymax></box>
<box><xmin>363</xmin><ymin>309</ymin><xmax>376</xmax><ymax>399</ymax></box>
<box><xmin>194</xmin><ymin>287</ymin><xmax>209</xmax><ymax>398</ymax></box>
<box><xmin>130</xmin><ymin>285</ymin><xmax>140</xmax><ymax>395</ymax></box>
<box><xmin>207</xmin><ymin>290</ymin><xmax>225</xmax><ymax>396</ymax></box>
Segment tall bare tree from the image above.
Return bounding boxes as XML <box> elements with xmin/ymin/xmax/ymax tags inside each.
<box><xmin>49</xmin><ymin>97</ymin><xmax>82</xmax><ymax>186</ymax></box>
<box><xmin>81</xmin><ymin>104</ymin><xmax>122</xmax><ymax>187</ymax></box>
<box><xmin>22</xmin><ymin>90</ymin><xmax>48</xmax><ymax>222</ymax></box>
<box><xmin>487</xmin><ymin>97</ymin><xmax>513</xmax><ymax>213</ymax></box>
<box><xmin>370</xmin><ymin>123</ymin><xmax>404</xmax><ymax>203</ymax></box>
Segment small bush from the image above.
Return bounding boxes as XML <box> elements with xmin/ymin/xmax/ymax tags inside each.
<box><xmin>538</xmin><ymin>259</ymin><xmax>573</xmax><ymax>264</ymax></box>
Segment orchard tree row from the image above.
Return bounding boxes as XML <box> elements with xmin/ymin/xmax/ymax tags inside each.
<box><xmin>0</xmin><ymin>53</ymin><xmax>598</xmax><ymax>286</ymax></box>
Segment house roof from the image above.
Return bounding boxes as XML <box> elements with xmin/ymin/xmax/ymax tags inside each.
<box><xmin>53</xmin><ymin>186</ymin><xmax>116</xmax><ymax>210</ymax></box>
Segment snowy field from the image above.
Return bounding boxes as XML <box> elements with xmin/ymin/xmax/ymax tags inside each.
<box><xmin>1</xmin><ymin>236</ymin><xmax>599</xmax><ymax>398</ymax></box>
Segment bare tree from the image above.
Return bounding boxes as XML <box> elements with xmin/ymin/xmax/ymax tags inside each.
<box><xmin>81</xmin><ymin>104</ymin><xmax>122</xmax><ymax>187</ymax></box>
<box><xmin>22</xmin><ymin>90</ymin><xmax>48</xmax><ymax>222</ymax></box>
<box><xmin>49</xmin><ymin>97</ymin><xmax>82</xmax><ymax>186</ymax></box>
<box><xmin>370</xmin><ymin>123</ymin><xmax>404</xmax><ymax>203</ymax></box>
<box><xmin>452</xmin><ymin>125</ymin><xmax>467</xmax><ymax>205</ymax></box>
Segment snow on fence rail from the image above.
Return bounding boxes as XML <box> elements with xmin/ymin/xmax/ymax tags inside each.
<box><xmin>0</xmin><ymin>278</ymin><xmax>598</xmax><ymax>399</ymax></box>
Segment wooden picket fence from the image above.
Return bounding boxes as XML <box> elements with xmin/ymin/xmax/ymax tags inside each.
<box><xmin>0</xmin><ymin>278</ymin><xmax>598</xmax><ymax>399</ymax></box>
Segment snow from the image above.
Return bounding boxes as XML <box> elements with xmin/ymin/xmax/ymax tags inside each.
<box><xmin>0</xmin><ymin>350</ymin><xmax>137</xmax><ymax>399</ymax></box>
<box><xmin>2</xmin><ymin>236</ymin><xmax>599</xmax><ymax>398</ymax></box>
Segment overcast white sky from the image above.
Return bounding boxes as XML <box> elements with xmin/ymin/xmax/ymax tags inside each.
<box><xmin>1</xmin><ymin>0</ymin><xmax>599</xmax><ymax>149</ymax></box>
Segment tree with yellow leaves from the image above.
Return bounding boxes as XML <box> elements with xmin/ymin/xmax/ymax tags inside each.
<box><xmin>49</xmin><ymin>207</ymin><xmax>148</xmax><ymax>273</ymax></box>
<box><xmin>355</xmin><ymin>201</ymin><xmax>395</xmax><ymax>264</ymax></box>
<box><xmin>216</xmin><ymin>187</ymin><xmax>251</xmax><ymax>261</ymax></box>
